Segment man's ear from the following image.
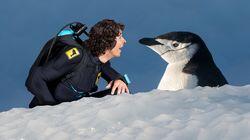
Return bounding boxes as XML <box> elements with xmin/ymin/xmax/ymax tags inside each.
<box><xmin>104</xmin><ymin>49</ymin><xmax>112</xmax><ymax>55</ymax></box>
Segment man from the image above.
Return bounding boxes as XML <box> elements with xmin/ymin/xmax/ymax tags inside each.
<box><xmin>26</xmin><ymin>19</ymin><xmax>129</xmax><ymax>108</ymax></box>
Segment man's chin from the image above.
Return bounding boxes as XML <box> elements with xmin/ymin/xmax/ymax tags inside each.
<box><xmin>115</xmin><ymin>52</ymin><xmax>121</xmax><ymax>57</ymax></box>
<box><xmin>116</xmin><ymin>50</ymin><xmax>121</xmax><ymax>57</ymax></box>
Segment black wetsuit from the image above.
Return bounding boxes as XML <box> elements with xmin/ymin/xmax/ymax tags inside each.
<box><xmin>25</xmin><ymin>35</ymin><xmax>124</xmax><ymax>108</ymax></box>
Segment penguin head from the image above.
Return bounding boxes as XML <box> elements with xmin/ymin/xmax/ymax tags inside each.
<box><xmin>139</xmin><ymin>32</ymin><xmax>209</xmax><ymax>64</ymax></box>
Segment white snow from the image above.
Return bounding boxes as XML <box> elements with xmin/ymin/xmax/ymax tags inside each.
<box><xmin>1</xmin><ymin>85</ymin><xmax>250</xmax><ymax>140</ymax></box>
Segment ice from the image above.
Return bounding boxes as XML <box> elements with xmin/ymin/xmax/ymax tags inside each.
<box><xmin>0</xmin><ymin>85</ymin><xmax>250</xmax><ymax>140</ymax></box>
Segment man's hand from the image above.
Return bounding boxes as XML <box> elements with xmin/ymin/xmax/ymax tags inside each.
<box><xmin>106</xmin><ymin>80</ymin><xmax>130</xmax><ymax>95</ymax></box>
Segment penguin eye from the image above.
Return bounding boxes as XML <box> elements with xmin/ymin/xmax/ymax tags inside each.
<box><xmin>172</xmin><ymin>42</ymin><xmax>179</xmax><ymax>47</ymax></box>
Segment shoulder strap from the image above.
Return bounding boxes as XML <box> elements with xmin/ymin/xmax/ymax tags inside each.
<box><xmin>59</xmin><ymin>35</ymin><xmax>83</xmax><ymax>48</ymax></box>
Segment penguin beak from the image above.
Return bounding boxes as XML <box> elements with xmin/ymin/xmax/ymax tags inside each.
<box><xmin>139</xmin><ymin>38</ymin><xmax>163</xmax><ymax>46</ymax></box>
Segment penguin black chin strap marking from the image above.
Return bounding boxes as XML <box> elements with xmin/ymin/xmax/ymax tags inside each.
<box><xmin>45</xmin><ymin>22</ymin><xmax>89</xmax><ymax>63</ymax></box>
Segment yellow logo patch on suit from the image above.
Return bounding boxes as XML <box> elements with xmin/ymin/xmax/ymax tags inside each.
<box><xmin>65</xmin><ymin>48</ymin><xmax>80</xmax><ymax>60</ymax></box>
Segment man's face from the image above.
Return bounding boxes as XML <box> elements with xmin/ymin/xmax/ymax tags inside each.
<box><xmin>110</xmin><ymin>31</ymin><xmax>126</xmax><ymax>57</ymax></box>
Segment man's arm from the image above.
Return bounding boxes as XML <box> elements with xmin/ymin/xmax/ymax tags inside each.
<box><xmin>101</xmin><ymin>61</ymin><xmax>126</xmax><ymax>83</ymax></box>
<box><xmin>25</xmin><ymin>47</ymin><xmax>83</xmax><ymax>105</ymax></box>
<box><xmin>101</xmin><ymin>62</ymin><xmax>129</xmax><ymax>94</ymax></box>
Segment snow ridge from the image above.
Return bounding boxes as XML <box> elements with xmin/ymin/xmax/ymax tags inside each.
<box><xmin>1</xmin><ymin>85</ymin><xmax>250</xmax><ymax>140</ymax></box>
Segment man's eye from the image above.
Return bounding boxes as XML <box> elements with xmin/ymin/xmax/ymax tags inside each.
<box><xmin>117</xmin><ymin>36</ymin><xmax>122</xmax><ymax>39</ymax></box>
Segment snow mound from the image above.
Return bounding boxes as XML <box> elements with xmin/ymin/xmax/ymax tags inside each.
<box><xmin>1</xmin><ymin>85</ymin><xmax>250</xmax><ymax>140</ymax></box>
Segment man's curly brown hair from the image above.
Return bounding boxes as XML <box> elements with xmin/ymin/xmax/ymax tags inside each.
<box><xmin>86</xmin><ymin>19</ymin><xmax>125</xmax><ymax>56</ymax></box>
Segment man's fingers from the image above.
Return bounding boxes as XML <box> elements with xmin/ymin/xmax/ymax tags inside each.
<box><xmin>117</xmin><ymin>88</ymin><xmax>121</xmax><ymax>95</ymax></box>
<box><xmin>125</xmin><ymin>87</ymin><xmax>130</xmax><ymax>94</ymax></box>
<box><xmin>122</xmin><ymin>88</ymin><xmax>125</xmax><ymax>94</ymax></box>
<box><xmin>110</xmin><ymin>80</ymin><xmax>130</xmax><ymax>95</ymax></box>
<box><xmin>111</xmin><ymin>84</ymin><xmax>118</xmax><ymax>95</ymax></box>
<box><xmin>118</xmin><ymin>85</ymin><xmax>128</xmax><ymax>94</ymax></box>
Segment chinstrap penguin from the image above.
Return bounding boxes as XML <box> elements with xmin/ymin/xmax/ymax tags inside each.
<box><xmin>139</xmin><ymin>31</ymin><xmax>228</xmax><ymax>91</ymax></box>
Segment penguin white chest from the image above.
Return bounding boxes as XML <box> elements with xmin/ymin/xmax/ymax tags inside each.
<box><xmin>157</xmin><ymin>61</ymin><xmax>198</xmax><ymax>91</ymax></box>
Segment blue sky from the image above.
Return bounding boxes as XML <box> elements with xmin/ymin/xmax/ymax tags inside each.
<box><xmin>0</xmin><ymin>0</ymin><xmax>250</xmax><ymax>111</ymax></box>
